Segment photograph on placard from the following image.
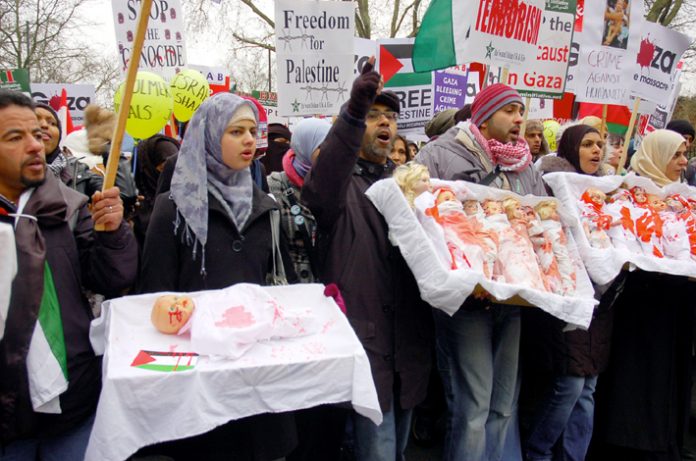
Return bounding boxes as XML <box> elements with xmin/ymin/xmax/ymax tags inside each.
<box><xmin>602</xmin><ymin>0</ymin><xmax>630</xmax><ymax>49</ymax></box>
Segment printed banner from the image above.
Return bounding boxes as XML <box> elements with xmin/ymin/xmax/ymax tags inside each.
<box><xmin>275</xmin><ymin>0</ymin><xmax>355</xmax><ymax>116</ymax></box>
<box><xmin>565</xmin><ymin>0</ymin><xmax>585</xmax><ymax>93</ymax></box>
<box><xmin>413</xmin><ymin>0</ymin><xmax>547</xmax><ymax>71</ymax></box>
<box><xmin>574</xmin><ymin>0</ymin><xmax>644</xmax><ymax>104</ymax></box>
<box><xmin>380</xmin><ymin>38</ymin><xmax>433</xmax><ymax>136</ymax></box>
<box><xmin>189</xmin><ymin>64</ymin><xmax>231</xmax><ymax>95</ymax></box>
<box><xmin>508</xmin><ymin>0</ymin><xmax>577</xmax><ymax>99</ymax></box>
<box><xmin>627</xmin><ymin>21</ymin><xmax>692</xmax><ymax>105</ymax></box>
<box><xmin>31</xmin><ymin>84</ymin><xmax>96</xmax><ymax>125</ymax></box>
<box><xmin>0</xmin><ymin>69</ymin><xmax>31</xmax><ymax>93</ymax></box>
<box><xmin>112</xmin><ymin>0</ymin><xmax>188</xmax><ymax>79</ymax></box>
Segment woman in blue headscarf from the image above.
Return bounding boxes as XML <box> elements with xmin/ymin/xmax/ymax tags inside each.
<box><xmin>268</xmin><ymin>118</ymin><xmax>331</xmax><ymax>283</ymax></box>
<box><xmin>138</xmin><ymin>92</ymin><xmax>297</xmax><ymax>460</ymax></box>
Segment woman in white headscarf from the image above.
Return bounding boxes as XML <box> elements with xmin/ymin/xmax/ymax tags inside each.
<box><xmin>591</xmin><ymin>129</ymin><xmax>692</xmax><ymax>461</ymax></box>
<box><xmin>138</xmin><ymin>92</ymin><xmax>297</xmax><ymax>460</ymax></box>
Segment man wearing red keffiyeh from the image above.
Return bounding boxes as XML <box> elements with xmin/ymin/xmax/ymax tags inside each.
<box><xmin>415</xmin><ymin>83</ymin><xmax>547</xmax><ymax>461</ymax></box>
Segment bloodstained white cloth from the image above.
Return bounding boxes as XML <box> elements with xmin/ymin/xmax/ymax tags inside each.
<box><xmin>365</xmin><ymin>178</ymin><xmax>597</xmax><ymax>328</ymax></box>
<box><xmin>544</xmin><ymin>172</ymin><xmax>696</xmax><ymax>285</ymax></box>
<box><xmin>86</xmin><ymin>284</ymin><xmax>381</xmax><ymax>461</ymax></box>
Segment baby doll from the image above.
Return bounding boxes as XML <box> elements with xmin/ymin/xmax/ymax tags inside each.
<box><xmin>630</xmin><ymin>189</ymin><xmax>665</xmax><ymax>257</ymax></box>
<box><xmin>393</xmin><ymin>163</ymin><xmax>431</xmax><ymax>208</ymax></box>
<box><xmin>578</xmin><ymin>188</ymin><xmax>613</xmax><ymax>249</ymax></box>
<box><xmin>605</xmin><ymin>188</ymin><xmax>642</xmax><ymax>254</ymax></box>
<box><xmin>434</xmin><ymin>189</ymin><xmax>498</xmax><ymax>278</ymax></box>
<box><xmin>666</xmin><ymin>195</ymin><xmax>696</xmax><ymax>261</ymax></box>
<box><xmin>650</xmin><ymin>194</ymin><xmax>689</xmax><ymax>261</ymax></box>
<box><xmin>484</xmin><ymin>198</ymin><xmax>546</xmax><ymax>290</ymax></box>
<box><xmin>535</xmin><ymin>200</ymin><xmax>577</xmax><ymax>295</ymax></box>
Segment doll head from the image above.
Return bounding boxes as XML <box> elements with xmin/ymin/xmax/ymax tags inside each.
<box><xmin>502</xmin><ymin>198</ymin><xmax>525</xmax><ymax>222</ymax></box>
<box><xmin>435</xmin><ymin>187</ymin><xmax>464</xmax><ymax>215</ymax></box>
<box><xmin>630</xmin><ymin>186</ymin><xmax>648</xmax><ymax>205</ymax></box>
<box><xmin>666</xmin><ymin>195</ymin><xmax>687</xmax><ymax>213</ymax></box>
<box><xmin>608</xmin><ymin>188</ymin><xmax>631</xmax><ymax>203</ymax></box>
<box><xmin>435</xmin><ymin>187</ymin><xmax>457</xmax><ymax>205</ymax></box>
<box><xmin>482</xmin><ymin>199</ymin><xmax>503</xmax><ymax>216</ymax></box>
<box><xmin>535</xmin><ymin>200</ymin><xmax>560</xmax><ymax>221</ymax></box>
<box><xmin>647</xmin><ymin>194</ymin><xmax>667</xmax><ymax>212</ymax></box>
<box><xmin>463</xmin><ymin>200</ymin><xmax>481</xmax><ymax>216</ymax></box>
<box><xmin>393</xmin><ymin>162</ymin><xmax>431</xmax><ymax>207</ymax></box>
<box><xmin>522</xmin><ymin>206</ymin><xmax>537</xmax><ymax>222</ymax></box>
<box><xmin>581</xmin><ymin>187</ymin><xmax>607</xmax><ymax>208</ymax></box>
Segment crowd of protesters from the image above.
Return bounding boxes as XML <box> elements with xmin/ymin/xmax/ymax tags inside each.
<box><xmin>1</xmin><ymin>54</ymin><xmax>696</xmax><ymax>461</ymax></box>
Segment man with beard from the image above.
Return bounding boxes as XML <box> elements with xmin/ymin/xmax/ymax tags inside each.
<box><xmin>0</xmin><ymin>90</ymin><xmax>137</xmax><ymax>459</ymax></box>
<box><xmin>524</xmin><ymin>119</ymin><xmax>549</xmax><ymax>162</ymax></box>
<box><xmin>416</xmin><ymin>83</ymin><xmax>546</xmax><ymax>461</ymax></box>
<box><xmin>303</xmin><ymin>59</ymin><xmax>434</xmax><ymax>461</ymax></box>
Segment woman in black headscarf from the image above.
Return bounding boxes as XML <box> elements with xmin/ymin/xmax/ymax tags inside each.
<box><xmin>537</xmin><ymin>124</ymin><xmax>605</xmax><ymax>176</ymax></box>
<box><xmin>132</xmin><ymin>134</ymin><xmax>180</xmax><ymax>247</ymax></box>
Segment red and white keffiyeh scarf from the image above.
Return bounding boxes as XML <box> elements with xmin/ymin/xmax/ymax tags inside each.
<box><xmin>469</xmin><ymin>124</ymin><xmax>532</xmax><ymax>173</ymax></box>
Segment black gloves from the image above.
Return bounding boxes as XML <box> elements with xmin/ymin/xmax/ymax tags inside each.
<box><xmin>346</xmin><ymin>60</ymin><xmax>381</xmax><ymax>120</ymax></box>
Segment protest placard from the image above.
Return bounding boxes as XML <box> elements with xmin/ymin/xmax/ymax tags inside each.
<box><xmin>0</xmin><ymin>69</ymin><xmax>31</xmax><ymax>93</ymax></box>
<box><xmin>112</xmin><ymin>0</ymin><xmax>187</xmax><ymax>79</ymax></box>
<box><xmin>433</xmin><ymin>69</ymin><xmax>468</xmax><ymax>114</ymax></box>
<box><xmin>189</xmin><ymin>64</ymin><xmax>231</xmax><ymax>95</ymax></box>
<box><xmin>507</xmin><ymin>0</ymin><xmax>577</xmax><ymax>99</ymax></box>
<box><xmin>32</xmin><ymin>84</ymin><xmax>96</xmax><ymax>125</ymax></box>
<box><xmin>627</xmin><ymin>21</ymin><xmax>692</xmax><ymax>105</ymax></box>
<box><xmin>379</xmin><ymin>38</ymin><xmax>432</xmax><ymax>137</ymax></box>
<box><xmin>274</xmin><ymin>0</ymin><xmax>354</xmax><ymax>117</ymax></box>
<box><xmin>413</xmin><ymin>0</ymin><xmax>546</xmax><ymax>72</ymax></box>
<box><xmin>565</xmin><ymin>0</ymin><xmax>585</xmax><ymax>94</ymax></box>
<box><xmin>574</xmin><ymin>0</ymin><xmax>644</xmax><ymax>105</ymax></box>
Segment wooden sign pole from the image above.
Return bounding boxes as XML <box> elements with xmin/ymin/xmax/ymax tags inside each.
<box><xmin>520</xmin><ymin>96</ymin><xmax>531</xmax><ymax>138</ymax></box>
<box><xmin>96</xmin><ymin>0</ymin><xmax>153</xmax><ymax>231</ymax></box>
<box><xmin>600</xmin><ymin>104</ymin><xmax>608</xmax><ymax>139</ymax></box>
<box><xmin>616</xmin><ymin>98</ymin><xmax>641</xmax><ymax>175</ymax></box>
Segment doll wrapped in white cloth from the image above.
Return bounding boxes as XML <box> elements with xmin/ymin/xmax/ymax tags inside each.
<box><xmin>535</xmin><ymin>200</ymin><xmax>577</xmax><ymax>295</ymax></box>
<box><xmin>484</xmin><ymin>198</ymin><xmax>546</xmax><ymax>290</ymax></box>
<box><xmin>578</xmin><ymin>188</ymin><xmax>613</xmax><ymax>249</ymax></box>
<box><xmin>604</xmin><ymin>188</ymin><xmax>642</xmax><ymax>254</ymax></box>
<box><xmin>630</xmin><ymin>186</ymin><xmax>665</xmax><ymax>258</ymax></box>
<box><xmin>651</xmin><ymin>194</ymin><xmax>691</xmax><ymax>261</ymax></box>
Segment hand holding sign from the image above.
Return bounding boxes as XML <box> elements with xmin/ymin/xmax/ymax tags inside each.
<box><xmin>347</xmin><ymin>56</ymin><xmax>383</xmax><ymax>120</ymax></box>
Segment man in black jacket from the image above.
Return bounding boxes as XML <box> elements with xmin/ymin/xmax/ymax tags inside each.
<box><xmin>0</xmin><ymin>90</ymin><xmax>138</xmax><ymax>459</ymax></box>
<box><xmin>303</xmin><ymin>59</ymin><xmax>434</xmax><ymax>461</ymax></box>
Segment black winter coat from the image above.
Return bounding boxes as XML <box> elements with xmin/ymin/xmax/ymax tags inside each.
<box><xmin>138</xmin><ymin>185</ymin><xmax>297</xmax><ymax>461</ymax></box>
<box><xmin>302</xmin><ymin>109</ymin><xmax>434</xmax><ymax>413</ymax></box>
<box><xmin>0</xmin><ymin>183</ymin><xmax>138</xmax><ymax>445</ymax></box>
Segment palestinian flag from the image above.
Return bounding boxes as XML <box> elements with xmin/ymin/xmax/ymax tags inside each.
<box><xmin>26</xmin><ymin>263</ymin><xmax>68</xmax><ymax>414</ymax></box>
<box><xmin>379</xmin><ymin>40</ymin><xmax>431</xmax><ymax>88</ymax></box>
<box><xmin>131</xmin><ymin>350</ymin><xmax>199</xmax><ymax>372</ymax></box>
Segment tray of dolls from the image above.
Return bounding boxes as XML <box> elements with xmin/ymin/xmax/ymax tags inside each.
<box><xmin>86</xmin><ymin>283</ymin><xmax>381</xmax><ymax>461</ymax></box>
<box><xmin>366</xmin><ymin>177</ymin><xmax>597</xmax><ymax>328</ymax></box>
<box><xmin>543</xmin><ymin>172</ymin><xmax>696</xmax><ymax>285</ymax></box>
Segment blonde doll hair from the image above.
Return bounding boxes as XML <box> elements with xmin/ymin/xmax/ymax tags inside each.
<box><xmin>535</xmin><ymin>200</ymin><xmax>558</xmax><ymax>220</ymax></box>
<box><xmin>502</xmin><ymin>197</ymin><xmax>522</xmax><ymax>220</ymax></box>
<box><xmin>393</xmin><ymin>162</ymin><xmax>430</xmax><ymax>207</ymax></box>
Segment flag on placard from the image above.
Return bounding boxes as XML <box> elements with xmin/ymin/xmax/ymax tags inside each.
<box><xmin>55</xmin><ymin>89</ymin><xmax>75</xmax><ymax>138</ymax></box>
<box><xmin>131</xmin><ymin>350</ymin><xmax>199</xmax><ymax>372</ymax></box>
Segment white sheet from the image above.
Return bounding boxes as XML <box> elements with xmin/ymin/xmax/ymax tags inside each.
<box><xmin>365</xmin><ymin>178</ymin><xmax>597</xmax><ymax>328</ymax></box>
<box><xmin>0</xmin><ymin>223</ymin><xmax>16</xmax><ymax>341</ymax></box>
<box><xmin>544</xmin><ymin>172</ymin><xmax>696</xmax><ymax>285</ymax></box>
<box><xmin>86</xmin><ymin>284</ymin><xmax>381</xmax><ymax>461</ymax></box>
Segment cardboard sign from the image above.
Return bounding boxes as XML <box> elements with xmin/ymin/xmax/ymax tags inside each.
<box><xmin>32</xmin><ymin>83</ymin><xmax>96</xmax><ymax>125</ymax></box>
<box><xmin>574</xmin><ymin>0</ymin><xmax>644</xmax><ymax>104</ymax></box>
<box><xmin>112</xmin><ymin>0</ymin><xmax>188</xmax><ymax>79</ymax></box>
<box><xmin>433</xmin><ymin>70</ymin><xmax>468</xmax><ymax>114</ymax></box>
<box><xmin>275</xmin><ymin>0</ymin><xmax>355</xmax><ymax>116</ymax></box>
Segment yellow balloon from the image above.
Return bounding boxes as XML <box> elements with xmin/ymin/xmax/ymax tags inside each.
<box><xmin>114</xmin><ymin>71</ymin><xmax>173</xmax><ymax>140</ymax></box>
<box><xmin>170</xmin><ymin>69</ymin><xmax>210</xmax><ymax>122</ymax></box>
<box><xmin>543</xmin><ymin>119</ymin><xmax>561</xmax><ymax>153</ymax></box>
